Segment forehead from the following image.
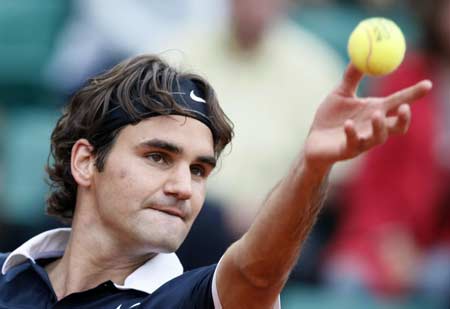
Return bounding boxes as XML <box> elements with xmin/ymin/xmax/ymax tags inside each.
<box><xmin>116</xmin><ymin>115</ymin><xmax>215</xmax><ymax>155</ymax></box>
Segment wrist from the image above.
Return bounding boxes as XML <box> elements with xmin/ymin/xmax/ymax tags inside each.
<box><xmin>303</xmin><ymin>157</ymin><xmax>333</xmax><ymax>179</ymax></box>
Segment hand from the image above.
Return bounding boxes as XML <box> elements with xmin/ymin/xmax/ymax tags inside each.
<box><xmin>304</xmin><ymin>64</ymin><xmax>432</xmax><ymax>169</ymax></box>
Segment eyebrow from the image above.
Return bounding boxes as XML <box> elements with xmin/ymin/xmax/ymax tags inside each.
<box><xmin>197</xmin><ymin>155</ymin><xmax>217</xmax><ymax>169</ymax></box>
<box><xmin>138</xmin><ymin>138</ymin><xmax>217</xmax><ymax>168</ymax></box>
<box><xmin>139</xmin><ymin>138</ymin><xmax>182</xmax><ymax>154</ymax></box>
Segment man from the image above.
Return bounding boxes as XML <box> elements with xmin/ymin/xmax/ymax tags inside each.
<box><xmin>0</xmin><ymin>55</ymin><xmax>431</xmax><ymax>308</ymax></box>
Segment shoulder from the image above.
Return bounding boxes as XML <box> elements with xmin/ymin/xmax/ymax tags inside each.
<box><xmin>142</xmin><ymin>264</ymin><xmax>217</xmax><ymax>308</ymax></box>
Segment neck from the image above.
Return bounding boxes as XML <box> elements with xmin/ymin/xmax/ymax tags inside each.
<box><xmin>45</xmin><ymin>199</ymin><xmax>155</xmax><ymax>300</ymax></box>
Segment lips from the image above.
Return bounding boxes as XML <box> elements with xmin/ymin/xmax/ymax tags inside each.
<box><xmin>149</xmin><ymin>205</ymin><xmax>186</xmax><ymax>219</ymax></box>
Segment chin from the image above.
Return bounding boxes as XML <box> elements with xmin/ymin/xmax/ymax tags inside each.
<box><xmin>152</xmin><ymin>238</ymin><xmax>184</xmax><ymax>254</ymax></box>
<box><xmin>132</xmin><ymin>218</ymin><xmax>191</xmax><ymax>253</ymax></box>
<box><xmin>144</xmin><ymin>230</ymin><xmax>188</xmax><ymax>254</ymax></box>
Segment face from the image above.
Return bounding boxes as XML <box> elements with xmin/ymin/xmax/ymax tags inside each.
<box><xmin>91</xmin><ymin>115</ymin><xmax>216</xmax><ymax>254</ymax></box>
<box><xmin>231</xmin><ymin>0</ymin><xmax>285</xmax><ymax>49</ymax></box>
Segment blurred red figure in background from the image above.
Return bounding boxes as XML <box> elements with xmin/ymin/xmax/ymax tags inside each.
<box><xmin>323</xmin><ymin>0</ymin><xmax>450</xmax><ymax>302</ymax></box>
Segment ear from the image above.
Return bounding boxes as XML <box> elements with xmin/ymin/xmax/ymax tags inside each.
<box><xmin>71</xmin><ymin>139</ymin><xmax>95</xmax><ymax>187</ymax></box>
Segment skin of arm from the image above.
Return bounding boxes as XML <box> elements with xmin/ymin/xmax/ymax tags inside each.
<box><xmin>216</xmin><ymin>64</ymin><xmax>433</xmax><ymax>308</ymax></box>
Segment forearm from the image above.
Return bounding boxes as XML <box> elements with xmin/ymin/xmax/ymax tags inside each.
<box><xmin>235</xmin><ymin>154</ymin><xmax>330</xmax><ymax>286</ymax></box>
<box><xmin>218</xmin><ymin>153</ymin><xmax>331</xmax><ymax>306</ymax></box>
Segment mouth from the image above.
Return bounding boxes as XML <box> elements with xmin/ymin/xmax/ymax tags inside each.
<box><xmin>150</xmin><ymin>206</ymin><xmax>186</xmax><ymax>220</ymax></box>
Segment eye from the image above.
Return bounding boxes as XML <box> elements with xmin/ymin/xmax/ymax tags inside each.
<box><xmin>147</xmin><ymin>152</ymin><xmax>170</xmax><ymax>165</ymax></box>
<box><xmin>190</xmin><ymin>165</ymin><xmax>206</xmax><ymax>178</ymax></box>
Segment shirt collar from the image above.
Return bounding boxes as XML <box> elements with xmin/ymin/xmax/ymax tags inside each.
<box><xmin>1</xmin><ymin>228</ymin><xmax>184</xmax><ymax>294</ymax></box>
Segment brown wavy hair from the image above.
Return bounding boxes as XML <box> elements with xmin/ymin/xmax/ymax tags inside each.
<box><xmin>46</xmin><ymin>54</ymin><xmax>234</xmax><ymax>223</ymax></box>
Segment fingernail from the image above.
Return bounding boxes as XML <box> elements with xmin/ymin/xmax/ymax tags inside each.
<box><xmin>422</xmin><ymin>80</ymin><xmax>433</xmax><ymax>89</ymax></box>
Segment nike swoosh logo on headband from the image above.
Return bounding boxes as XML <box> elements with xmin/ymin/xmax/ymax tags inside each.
<box><xmin>190</xmin><ymin>90</ymin><xmax>206</xmax><ymax>103</ymax></box>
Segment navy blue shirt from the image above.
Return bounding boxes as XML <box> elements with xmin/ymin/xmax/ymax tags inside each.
<box><xmin>0</xmin><ymin>253</ymin><xmax>216</xmax><ymax>309</ymax></box>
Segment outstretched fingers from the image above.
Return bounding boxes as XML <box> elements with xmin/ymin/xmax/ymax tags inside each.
<box><xmin>344</xmin><ymin>120</ymin><xmax>359</xmax><ymax>153</ymax></box>
<box><xmin>338</xmin><ymin>79</ymin><xmax>430</xmax><ymax>160</ymax></box>
<box><xmin>344</xmin><ymin>112</ymin><xmax>390</xmax><ymax>157</ymax></box>
<box><xmin>387</xmin><ymin>104</ymin><xmax>412</xmax><ymax>135</ymax></box>
<box><xmin>371</xmin><ymin>111</ymin><xmax>389</xmax><ymax>145</ymax></box>
<box><xmin>384</xmin><ymin>80</ymin><xmax>432</xmax><ymax>112</ymax></box>
<box><xmin>337</xmin><ymin>64</ymin><xmax>364</xmax><ymax>97</ymax></box>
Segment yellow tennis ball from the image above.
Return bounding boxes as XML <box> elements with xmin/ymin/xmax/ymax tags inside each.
<box><xmin>347</xmin><ymin>17</ymin><xmax>406</xmax><ymax>76</ymax></box>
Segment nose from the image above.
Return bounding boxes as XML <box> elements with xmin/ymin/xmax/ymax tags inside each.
<box><xmin>163</xmin><ymin>164</ymin><xmax>193</xmax><ymax>201</ymax></box>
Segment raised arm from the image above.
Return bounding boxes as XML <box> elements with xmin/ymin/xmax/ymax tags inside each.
<box><xmin>216</xmin><ymin>64</ymin><xmax>432</xmax><ymax>308</ymax></box>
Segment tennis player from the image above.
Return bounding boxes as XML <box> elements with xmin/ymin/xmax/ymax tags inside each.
<box><xmin>0</xmin><ymin>55</ymin><xmax>431</xmax><ymax>308</ymax></box>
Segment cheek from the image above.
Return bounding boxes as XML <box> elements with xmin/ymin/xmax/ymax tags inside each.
<box><xmin>119</xmin><ymin>168</ymin><xmax>128</xmax><ymax>179</ymax></box>
<box><xmin>97</xmin><ymin>165</ymin><xmax>146</xmax><ymax>214</ymax></box>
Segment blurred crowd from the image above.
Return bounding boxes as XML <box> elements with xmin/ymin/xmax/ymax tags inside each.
<box><xmin>0</xmin><ymin>0</ymin><xmax>448</xmax><ymax>308</ymax></box>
